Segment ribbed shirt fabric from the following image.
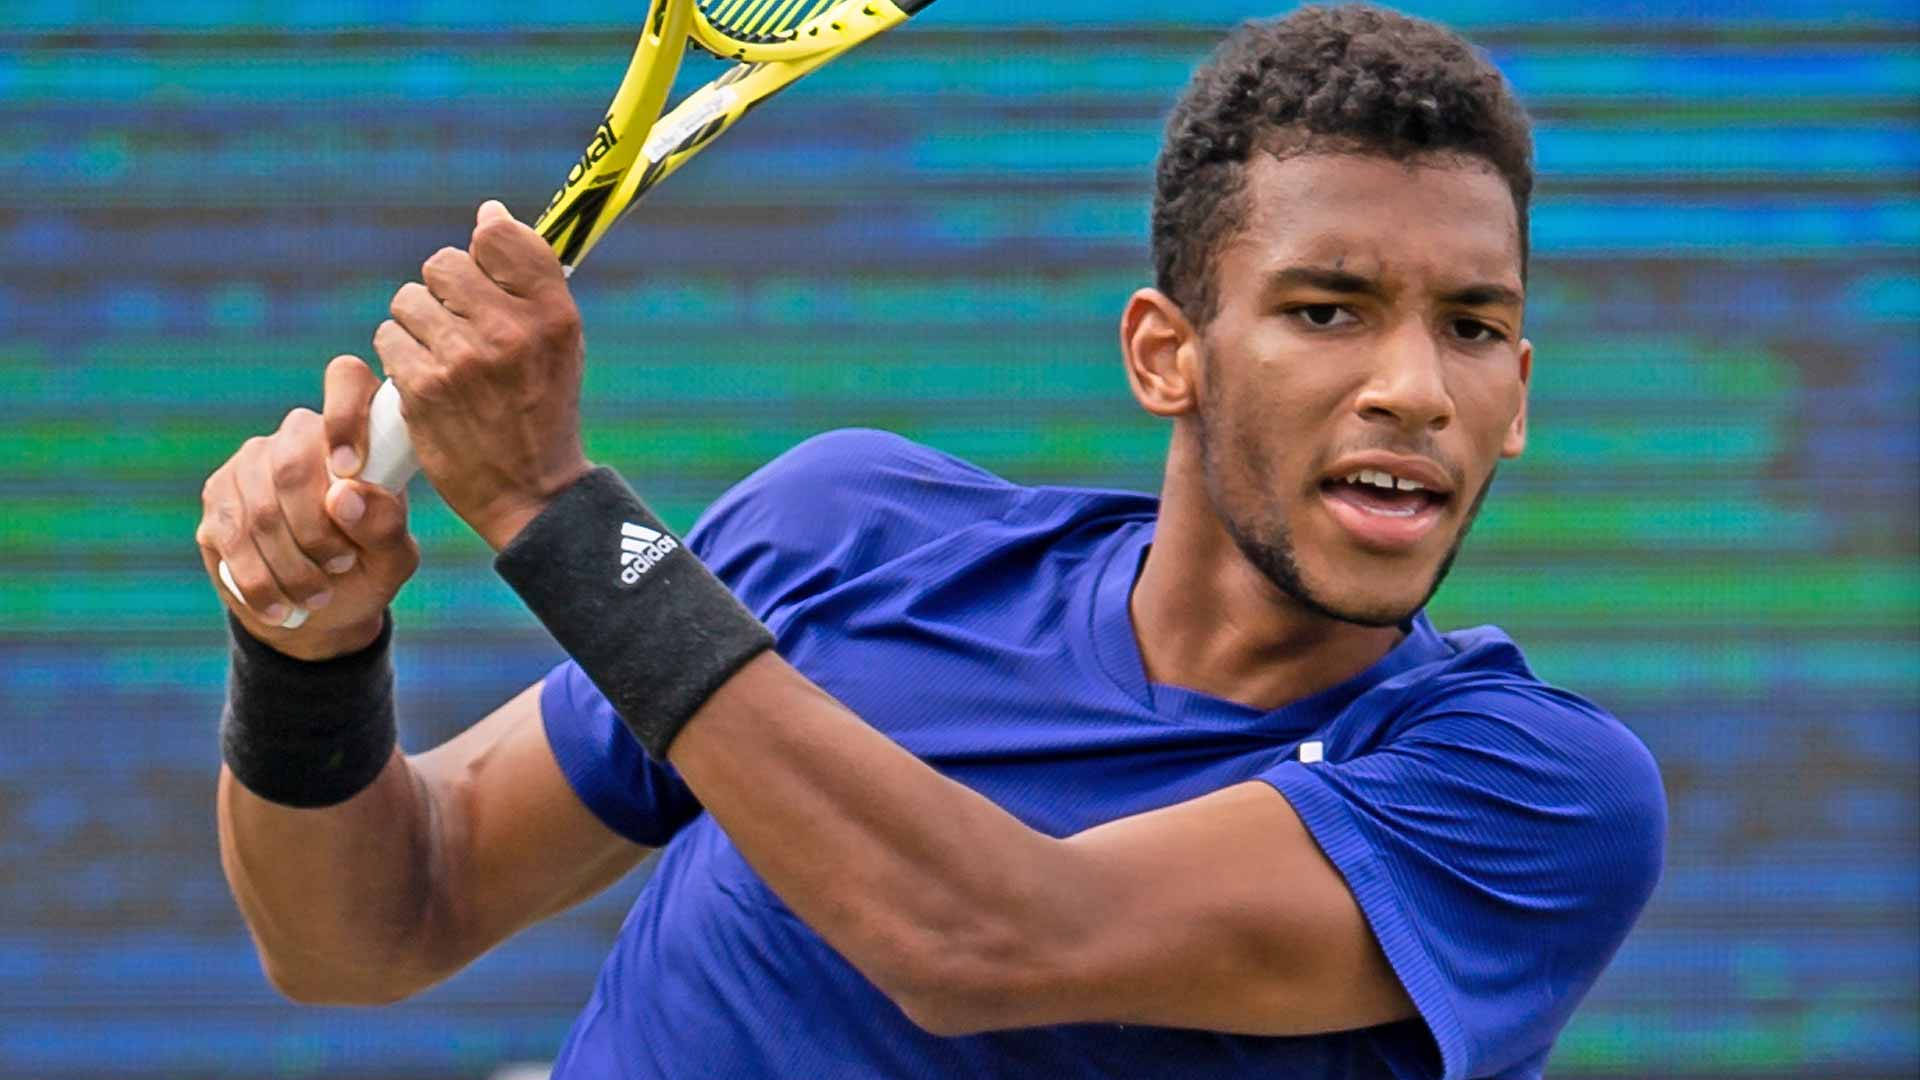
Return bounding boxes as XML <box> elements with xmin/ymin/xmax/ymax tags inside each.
<box><xmin>540</xmin><ymin>429</ymin><xmax>1666</xmax><ymax>1079</ymax></box>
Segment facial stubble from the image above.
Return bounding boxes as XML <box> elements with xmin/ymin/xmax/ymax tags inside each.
<box><xmin>1192</xmin><ymin>373</ymin><xmax>1496</xmax><ymax>630</ymax></box>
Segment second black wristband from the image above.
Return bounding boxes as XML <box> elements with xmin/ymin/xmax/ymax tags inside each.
<box><xmin>493</xmin><ymin>467</ymin><xmax>774</xmax><ymax>759</ymax></box>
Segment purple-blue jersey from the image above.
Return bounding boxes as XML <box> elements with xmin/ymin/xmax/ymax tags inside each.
<box><xmin>539</xmin><ymin>429</ymin><xmax>1666</xmax><ymax>1079</ymax></box>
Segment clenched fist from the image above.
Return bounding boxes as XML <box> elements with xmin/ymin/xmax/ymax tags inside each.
<box><xmin>197</xmin><ymin>355</ymin><xmax>420</xmax><ymax>661</ymax></box>
<box><xmin>376</xmin><ymin>199</ymin><xmax>593</xmax><ymax>551</ymax></box>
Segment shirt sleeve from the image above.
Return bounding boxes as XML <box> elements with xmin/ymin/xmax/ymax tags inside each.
<box><xmin>1257</xmin><ymin>685</ymin><xmax>1667</xmax><ymax>1079</ymax></box>
<box><xmin>539</xmin><ymin>657</ymin><xmax>704</xmax><ymax>848</ymax></box>
<box><xmin>538</xmin><ymin>427</ymin><xmax>1018</xmax><ymax>846</ymax></box>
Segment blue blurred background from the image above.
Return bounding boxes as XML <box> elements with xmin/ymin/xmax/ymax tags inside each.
<box><xmin>3</xmin><ymin>1</ymin><xmax>1917</xmax><ymax>1076</ymax></box>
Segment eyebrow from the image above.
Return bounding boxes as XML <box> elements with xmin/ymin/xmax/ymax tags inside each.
<box><xmin>1262</xmin><ymin>266</ymin><xmax>1523</xmax><ymax>308</ymax></box>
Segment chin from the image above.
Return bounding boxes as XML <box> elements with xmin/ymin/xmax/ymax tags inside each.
<box><xmin>1299</xmin><ymin>584</ymin><xmax>1428</xmax><ymax>629</ymax></box>
<box><xmin>1231</xmin><ymin>527</ymin><xmax>1440</xmax><ymax>629</ymax></box>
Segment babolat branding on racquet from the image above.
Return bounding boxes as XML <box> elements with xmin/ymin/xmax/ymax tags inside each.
<box><xmin>494</xmin><ymin>467</ymin><xmax>774</xmax><ymax>759</ymax></box>
<box><xmin>221</xmin><ymin>612</ymin><xmax>397</xmax><ymax>809</ymax></box>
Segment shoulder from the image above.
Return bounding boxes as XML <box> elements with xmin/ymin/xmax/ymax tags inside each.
<box><xmin>684</xmin><ymin>428</ymin><xmax>1030</xmax><ymax>619</ymax></box>
<box><xmin>1393</xmin><ymin>631</ymin><xmax>1669</xmax><ymax>892</ymax></box>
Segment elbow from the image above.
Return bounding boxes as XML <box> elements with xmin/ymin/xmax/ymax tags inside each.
<box><xmin>256</xmin><ymin>946</ymin><xmax>442</xmax><ymax>1007</ymax></box>
<box><xmin>876</xmin><ymin>926</ymin><xmax>1060</xmax><ymax>1038</ymax></box>
<box><xmin>897</xmin><ymin>1000</ymin><xmax>987</xmax><ymax>1039</ymax></box>
<box><xmin>896</xmin><ymin>994</ymin><xmax>1002</xmax><ymax>1039</ymax></box>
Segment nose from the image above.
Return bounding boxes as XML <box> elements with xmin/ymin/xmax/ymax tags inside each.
<box><xmin>1354</xmin><ymin>319</ymin><xmax>1453</xmax><ymax>433</ymax></box>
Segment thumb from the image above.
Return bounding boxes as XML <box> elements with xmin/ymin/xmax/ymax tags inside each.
<box><xmin>471</xmin><ymin>197</ymin><xmax>563</xmax><ymax>295</ymax></box>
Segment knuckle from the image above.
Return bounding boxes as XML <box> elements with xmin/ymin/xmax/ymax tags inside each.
<box><xmin>230</xmin><ymin>567</ymin><xmax>275</xmax><ymax>607</ymax></box>
<box><xmin>542</xmin><ymin>306</ymin><xmax>582</xmax><ymax>348</ymax></box>
<box><xmin>442</xmin><ymin>338</ymin><xmax>480</xmax><ymax>369</ymax></box>
<box><xmin>248</xmin><ymin>500</ymin><xmax>282</xmax><ymax>536</ymax></box>
<box><xmin>410</xmin><ymin>366</ymin><xmax>455</xmax><ymax>403</ymax></box>
<box><xmin>284</xmin><ymin>563</ymin><xmax>329</xmax><ymax>598</ymax></box>
<box><xmin>270</xmin><ymin>451</ymin><xmax>312</xmax><ymax>491</ymax></box>
<box><xmin>376</xmin><ymin>318</ymin><xmax>411</xmax><ymax>350</ymax></box>
<box><xmin>423</xmin><ymin>246</ymin><xmax>464</xmax><ymax>274</ymax></box>
<box><xmin>482</xmin><ymin>318</ymin><xmax>529</xmax><ymax>356</ymax></box>
<box><xmin>206</xmin><ymin>503</ymin><xmax>243</xmax><ymax>550</ymax></box>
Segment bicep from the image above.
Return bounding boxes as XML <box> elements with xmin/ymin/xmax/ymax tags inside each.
<box><xmin>1047</xmin><ymin>781</ymin><xmax>1413</xmax><ymax>1036</ymax></box>
<box><xmin>412</xmin><ymin>680</ymin><xmax>651</xmax><ymax>961</ymax></box>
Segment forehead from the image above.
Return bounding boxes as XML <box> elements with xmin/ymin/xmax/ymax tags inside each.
<box><xmin>1226</xmin><ymin>150</ymin><xmax>1523</xmax><ymax>290</ymax></box>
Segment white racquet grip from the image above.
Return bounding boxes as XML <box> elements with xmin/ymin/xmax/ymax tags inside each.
<box><xmin>217</xmin><ymin>379</ymin><xmax>419</xmax><ymax>630</ymax></box>
<box><xmin>361</xmin><ymin>379</ymin><xmax>422</xmax><ymax>491</ymax></box>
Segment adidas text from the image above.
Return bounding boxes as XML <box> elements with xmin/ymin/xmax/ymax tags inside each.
<box><xmin>619</xmin><ymin>521</ymin><xmax>678</xmax><ymax>586</ymax></box>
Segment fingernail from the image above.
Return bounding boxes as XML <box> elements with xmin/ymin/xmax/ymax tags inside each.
<box><xmin>330</xmin><ymin>445</ymin><xmax>359</xmax><ymax>476</ymax></box>
<box><xmin>305</xmin><ymin>590</ymin><xmax>333</xmax><ymax>611</ymax></box>
<box><xmin>335</xmin><ymin>485</ymin><xmax>366</xmax><ymax>525</ymax></box>
<box><xmin>263</xmin><ymin>603</ymin><xmax>289</xmax><ymax>624</ymax></box>
<box><xmin>326</xmin><ymin>553</ymin><xmax>358</xmax><ymax>575</ymax></box>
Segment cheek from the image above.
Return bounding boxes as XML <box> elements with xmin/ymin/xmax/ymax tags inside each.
<box><xmin>1452</xmin><ymin>371</ymin><xmax>1524</xmax><ymax>450</ymax></box>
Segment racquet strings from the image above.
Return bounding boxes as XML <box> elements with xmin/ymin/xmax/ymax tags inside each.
<box><xmin>702</xmin><ymin>0</ymin><xmax>839</xmax><ymax>44</ymax></box>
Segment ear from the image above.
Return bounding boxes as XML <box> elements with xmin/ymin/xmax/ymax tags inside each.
<box><xmin>1119</xmin><ymin>287</ymin><xmax>1204</xmax><ymax>418</ymax></box>
<box><xmin>1501</xmin><ymin>337</ymin><xmax>1532</xmax><ymax>458</ymax></box>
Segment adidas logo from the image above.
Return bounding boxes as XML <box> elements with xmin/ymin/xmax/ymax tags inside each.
<box><xmin>619</xmin><ymin>521</ymin><xmax>679</xmax><ymax>585</ymax></box>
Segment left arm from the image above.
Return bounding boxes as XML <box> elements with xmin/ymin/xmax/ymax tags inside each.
<box><xmin>667</xmin><ymin>650</ymin><xmax>1415</xmax><ymax>1037</ymax></box>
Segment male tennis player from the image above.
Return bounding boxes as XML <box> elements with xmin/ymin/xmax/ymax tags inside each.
<box><xmin>200</xmin><ymin>6</ymin><xmax>1665</xmax><ymax>1077</ymax></box>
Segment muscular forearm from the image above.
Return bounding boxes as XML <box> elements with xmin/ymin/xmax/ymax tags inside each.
<box><xmin>218</xmin><ymin>750</ymin><xmax>450</xmax><ymax>1004</ymax></box>
<box><xmin>667</xmin><ymin>652</ymin><xmax>1078</xmax><ymax>1032</ymax></box>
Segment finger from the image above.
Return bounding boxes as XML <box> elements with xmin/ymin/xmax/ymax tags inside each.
<box><xmin>202</xmin><ymin>455</ymin><xmax>297</xmax><ymax>625</ymax></box>
<box><xmin>470</xmin><ymin>199</ymin><xmax>564</xmax><ymax>298</ymax></box>
<box><xmin>232</xmin><ymin>436</ymin><xmax>336</xmax><ymax>614</ymax></box>
<box><xmin>421</xmin><ymin>245</ymin><xmax>505</xmax><ymax>317</ymax></box>
<box><xmin>326</xmin><ymin>477</ymin><xmax>419</xmax><ymax>575</ymax></box>
<box><xmin>270</xmin><ymin>408</ymin><xmax>360</xmax><ymax>578</ymax></box>
<box><xmin>322</xmin><ymin>354</ymin><xmax>379</xmax><ymax>479</ymax></box>
<box><xmin>373</xmin><ymin>317</ymin><xmax>436</xmax><ymax>392</ymax></box>
<box><xmin>389</xmin><ymin>280</ymin><xmax>463</xmax><ymax>353</ymax></box>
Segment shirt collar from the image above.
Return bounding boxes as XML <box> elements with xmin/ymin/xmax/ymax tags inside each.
<box><xmin>1083</xmin><ymin>520</ymin><xmax>1450</xmax><ymax>732</ymax></box>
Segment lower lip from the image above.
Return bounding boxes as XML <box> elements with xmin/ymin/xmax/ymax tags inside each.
<box><xmin>1320</xmin><ymin>487</ymin><xmax>1447</xmax><ymax>553</ymax></box>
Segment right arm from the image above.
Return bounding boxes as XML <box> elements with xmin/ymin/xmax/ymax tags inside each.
<box><xmin>201</xmin><ymin>353</ymin><xmax>647</xmax><ymax>1004</ymax></box>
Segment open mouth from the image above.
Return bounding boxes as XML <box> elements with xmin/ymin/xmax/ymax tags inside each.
<box><xmin>1318</xmin><ymin>468</ymin><xmax>1452</xmax><ymax>550</ymax></box>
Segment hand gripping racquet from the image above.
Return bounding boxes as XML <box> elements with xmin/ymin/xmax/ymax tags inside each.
<box><xmin>223</xmin><ymin>0</ymin><xmax>937</xmax><ymax>627</ymax></box>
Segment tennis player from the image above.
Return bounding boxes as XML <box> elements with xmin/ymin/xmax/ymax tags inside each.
<box><xmin>200</xmin><ymin>6</ymin><xmax>1665</xmax><ymax>1077</ymax></box>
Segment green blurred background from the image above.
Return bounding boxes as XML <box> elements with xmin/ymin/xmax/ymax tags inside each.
<box><xmin>2</xmin><ymin>1</ymin><xmax>1916</xmax><ymax>1076</ymax></box>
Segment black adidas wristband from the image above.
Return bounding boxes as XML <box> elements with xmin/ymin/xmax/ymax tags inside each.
<box><xmin>494</xmin><ymin>466</ymin><xmax>774</xmax><ymax>759</ymax></box>
<box><xmin>221</xmin><ymin>610</ymin><xmax>397</xmax><ymax>809</ymax></box>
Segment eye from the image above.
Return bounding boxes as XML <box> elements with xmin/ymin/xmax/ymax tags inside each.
<box><xmin>1451</xmin><ymin>318</ymin><xmax>1506</xmax><ymax>343</ymax></box>
<box><xmin>1289</xmin><ymin>304</ymin><xmax>1357</xmax><ymax>329</ymax></box>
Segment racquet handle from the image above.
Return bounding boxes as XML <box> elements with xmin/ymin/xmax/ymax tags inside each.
<box><xmin>217</xmin><ymin>379</ymin><xmax>419</xmax><ymax>629</ymax></box>
<box><xmin>361</xmin><ymin>379</ymin><xmax>422</xmax><ymax>491</ymax></box>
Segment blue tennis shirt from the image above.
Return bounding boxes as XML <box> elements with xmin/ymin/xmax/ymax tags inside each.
<box><xmin>539</xmin><ymin>429</ymin><xmax>1666</xmax><ymax>1079</ymax></box>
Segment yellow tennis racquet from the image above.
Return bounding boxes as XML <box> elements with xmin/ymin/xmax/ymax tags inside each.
<box><xmin>223</xmin><ymin>0</ymin><xmax>937</xmax><ymax>626</ymax></box>
<box><xmin>363</xmin><ymin>0</ymin><xmax>939</xmax><ymax>492</ymax></box>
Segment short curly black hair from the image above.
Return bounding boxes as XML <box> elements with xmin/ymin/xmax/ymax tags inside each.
<box><xmin>1152</xmin><ymin>4</ymin><xmax>1534</xmax><ymax>326</ymax></box>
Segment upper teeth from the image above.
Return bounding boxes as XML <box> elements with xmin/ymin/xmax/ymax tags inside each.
<box><xmin>1345</xmin><ymin>468</ymin><xmax>1426</xmax><ymax>492</ymax></box>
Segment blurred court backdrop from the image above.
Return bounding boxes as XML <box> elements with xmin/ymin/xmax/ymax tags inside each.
<box><xmin>2</xmin><ymin>0</ymin><xmax>1917</xmax><ymax>1077</ymax></box>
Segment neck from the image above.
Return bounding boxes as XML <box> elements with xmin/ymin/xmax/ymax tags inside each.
<box><xmin>1129</xmin><ymin>426</ymin><xmax>1406</xmax><ymax>711</ymax></box>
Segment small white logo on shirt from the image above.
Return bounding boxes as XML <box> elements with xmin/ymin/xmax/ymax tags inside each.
<box><xmin>619</xmin><ymin>521</ymin><xmax>678</xmax><ymax>585</ymax></box>
<box><xmin>1298</xmin><ymin>740</ymin><xmax>1324</xmax><ymax>764</ymax></box>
